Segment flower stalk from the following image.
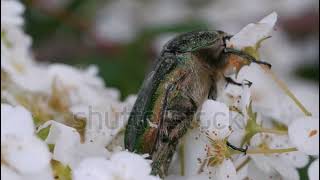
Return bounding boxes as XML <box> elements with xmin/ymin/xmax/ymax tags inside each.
<box><xmin>261</xmin><ymin>65</ymin><xmax>312</xmax><ymax>116</ymax></box>
<box><xmin>259</xmin><ymin>128</ymin><xmax>288</xmax><ymax>135</ymax></box>
<box><xmin>246</xmin><ymin>147</ymin><xmax>298</xmax><ymax>155</ymax></box>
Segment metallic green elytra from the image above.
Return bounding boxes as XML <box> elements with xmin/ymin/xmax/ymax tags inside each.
<box><xmin>124</xmin><ymin>30</ymin><xmax>268</xmax><ymax>178</ymax></box>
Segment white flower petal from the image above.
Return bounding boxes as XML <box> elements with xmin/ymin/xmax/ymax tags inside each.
<box><xmin>24</xmin><ymin>166</ymin><xmax>54</xmax><ymax>180</ymax></box>
<box><xmin>308</xmin><ymin>159</ymin><xmax>319</xmax><ymax>180</ymax></box>
<box><xmin>247</xmin><ymin>161</ymin><xmax>281</xmax><ymax>180</ymax></box>
<box><xmin>200</xmin><ymin>100</ymin><xmax>231</xmax><ymax>140</ymax></box>
<box><xmin>227</xmin><ymin>12</ymin><xmax>277</xmax><ymax>50</ymax></box>
<box><xmin>213</xmin><ymin>159</ymin><xmax>237</xmax><ymax>180</ymax></box>
<box><xmin>288</xmin><ymin>116</ymin><xmax>319</xmax><ymax>155</ymax></box>
<box><xmin>250</xmin><ymin>154</ymin><xmax>276</xmax><ymax>175</ymax></box>
<box><xmin>240</xmin><ymin>84</ymin><xmax>251</xmax><ymax>111</ymax></box>
<box><xmin>268</xmin><ymin>135</ymin><xmax>309</xmax><ymax>168</ymax></box>
<box><xmin>1</xmin><ymin>0</ymin><xmax>25</xmax><ymax>27</ymax></box>
<box><xmin>110</xmin><ymin>151</ymin><xmax>152</xmax><ymax>178</ymax></box>
<box><xmin>1</xmin><ymin>166</ymin><xmax>23</xmax><ymax>180</ymax></box>
<box><xmin>267</xmin><ymin>157</ymin><xmax>299</xmax><ymax>180</ymax></box>
<box><xmin>183</xmin><ymin>128</ymin><xmax>208</xmax><ymax>176</ymax></box>
<box><xmin>280</xmin><ymin>151</ymin><xmax>309</xmax><ymax>168</ymax></box>
<box><xmin>2</xmin><ymin>136</ymin><xmax>51</xmax><ymax>174</ymax></box>
<box><xmin>40</xmin><ymin>121</ymin><xmax>80</xmax><ymax>166</ymax></box>
<box><xmin>227</xmin><ymin>129</ymin><xmax>245</xmax><ymax>147</ymax></box>
<box><xmin>73</xmin><ymin>158</ymin><xmax>114</xmax><ymax>180</ymax></box>
<box><xmin>48</xmin><ymin>64</ymin><xmax>104</xmax><ymax>89</ymax></box>
<box><xmin>165</xmin><ymin>175</ymin><xmax>208</xmax><ymax>180</ymax></box>
<box><xmin>1</xmin><ymin>104</ymin><xmax>35</xmax><ymax>138</ymax></box>
<box><xmin>73</xmin><ymin>152</ymin><xmax>159</xmax><ymax>180</ymax></box>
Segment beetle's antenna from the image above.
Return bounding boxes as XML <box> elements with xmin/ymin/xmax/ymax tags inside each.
<box><xmin>224</xmin><ymin>48</ymin><xmax>272</xmax><ymax>68</ymax></box>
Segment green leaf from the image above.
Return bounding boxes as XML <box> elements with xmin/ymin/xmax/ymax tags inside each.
<box><xmin>48</xmin><ymin>144</ymin><xmax>55</xmax><ymax>153</ymax></box>
<box><xmin>241</xmin><ymin>101</ymin><xmax>261</xmax><ymax>146</ymax></box>
<box><xmin>37</xmin><ymin>125</ymin><xmax>51</xmax><ymax>141</ymax></box>
<box><xmin>1</xmin><ymin>30</ymin><xmax>12</xmax><ymax>48</ymax></box>
<box><xmin>51</xmin><ymin>160</ymin><xmax>72</xmax><ymax>180</ymax></box>
<box><xmin>243</xmin><ymin>36</ymin><xmax>271</xmax><ymax>60</ymax></box>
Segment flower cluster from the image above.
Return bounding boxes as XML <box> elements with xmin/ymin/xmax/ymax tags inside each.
<box><xmin>1</xmin><ymin>1</ymin><xmax>318</xmax><ymax>180</ymax></box>
<box><xmin>1</xmin><ymin>0</ymin><xmax>157</xmax><ymax>180</ymax></box>
<box><xmin>168</xmin><ymin>13</ymin><xmax>319</xmax><ymax>180</ymax></box>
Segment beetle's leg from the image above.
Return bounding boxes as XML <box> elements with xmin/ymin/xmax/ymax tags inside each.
<box><xmin>223</xmin><ymin>35</ymin><xmax>233</xmax><ymax>43</ymax></box>
<box><xmin>224</xmin><ymin>77</ymin><xmax>252</xmax><ymax>88</ymax></box>
<box><xmin>225</xmin><ymin>77</ymin><xmax>242</xmax><ymax>87</ymax></box>
<box><xmin>224</xmin><ymin>48</ymin><xmax>272</xmax><ymax>68</ymax></box>
<box><xmin>222</xmin><ymin>35</ymin><xmax>234</xmax><ymax>47</ymax></box>
<box><xmin>242</xmin><ymin>79</ymin><xmax>253</xmax><ymax>87</ymax></box>
<box><xmin>226</xmin><ymin>141</ymin><xmax>248</xmax><ymax>155</ymax></box>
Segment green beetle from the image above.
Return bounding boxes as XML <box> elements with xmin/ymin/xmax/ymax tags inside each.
<box><xmin>125</xmin><ymin>30</ymin><xmax>270</xmax><ymax>177</ymax></box>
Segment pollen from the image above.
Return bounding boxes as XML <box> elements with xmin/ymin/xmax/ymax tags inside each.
<box><xmin>309</xmin><ymin>129</ymin><xmax>318</xmax><ymax>137</ymax></box>
<box><xmin>205</xmin><ymin>139</ymin><xmax>230</xmax><ymax>167</ymax></box>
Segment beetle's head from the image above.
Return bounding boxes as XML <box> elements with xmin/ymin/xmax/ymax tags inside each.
<box><xmin>193</xmin><ymin>32</ymin><xmax>271</xmax><ymax>76</ymax></box>
<box><xmin>219</xmin><ymin>47</ymin><xmax>272</xmax><ymax>76</ymax></box>
<box><xmin>165</xmin><ymin>30</ymin><xmax>271</xmax><ymax>75</ymax></box>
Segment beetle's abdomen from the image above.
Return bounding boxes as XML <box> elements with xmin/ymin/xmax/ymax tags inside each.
<box><xmin>125</xmin><ymin>52</ymin><xmax>214</xmax><ymax>155</ymax></box>
<box><xmin>132</xmin><ymin>62</ymin><xmax>191</xmax><ymax>154</ymax></box>
<box><xmin>124</xmin><ymin>53</ymin><xmax>179</xmax><ymax>153</ymax></box>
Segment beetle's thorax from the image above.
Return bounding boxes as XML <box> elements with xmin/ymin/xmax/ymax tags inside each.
<box><xmin>191</xmin><ymin>37</ymin><xmax>226</xmax><ymax>69</ymax></box>
<box><xmin>186</xmin><ymin>53</ymin><xmax>218</xmax><ymax>106</ymax></box>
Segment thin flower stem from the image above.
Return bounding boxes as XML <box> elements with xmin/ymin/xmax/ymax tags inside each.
<box><xmin>259</xmin><ymin>128</ymin><xmax>288</xmax><ymax>135</ymax></box>
<box><xmin>246</xmin><ymin>147</ymin><xmax>298</xmax><ymax>155</ymax></box>
<box><xmin>179</xmin><ymin>140</ymin><xmax>185</xmax><ymax>176</ymax></box>
<box><xmin>236</xmin><ymin>158</ymin><xmax>251</xmax><ymax>172</ymax></box>
<box><xmin>261</xmin><ymin>65</ymin><xmax>312</xmax><ymax>116</ymax></box>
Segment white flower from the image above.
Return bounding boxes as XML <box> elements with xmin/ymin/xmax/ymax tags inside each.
<box><xmin>73</xmin><ymin>151</ymin><xmax>160</xmax><ymax>180</ymax></box>
<box><xmin>246</xmin><ymin>161</ymin><xmax>282</xmax><ymax>180</ymax></box>
<box><xmin>226</xmin><ymin>12</ymin><xmax>277</xmax><ymax>50</ymax></box>
<box><xmin>183</xmin><ymin>100</ymin><xmax>239</xmax><ymax>179</ymax></box>
<box><xmin>48</xmin><ymin>64</ymin><xmax>104</xmax><ymax>90</ymax></box>
<box><xmin>250</xmin><ymin>155</ymin><xmax>300</xmax><ymax>180</ymax></box>
<box><xmin>308</xmin><ymin>159</ymin><xmax>319</xmax><ymax>180</ymax></box>
<box><xmin>94</xmin><ymin>0</ymin><xmax>142</xmax><ymax>44</ymax></box>
<box><xmin>1</xmin><ymin>104</ymin><xmax>34</xmax><ymax>138</ymax></box>
<box><xmin>268</xmin><ymin>135</ymin><xmax>309</xmax><ymax>169</ymax></box>
<box><xmin>1</xmin><ymin>104</ymin><xmax>52</xmax><ymax>179</ymax></box>
<box><xmin>218</xmin><ymin>80</ymin><xmax>252</xmax><ymax>113</ymax></box>
<box><xmin>206</xmin><ymin>158</ymin><xmax>237</xmax><ymax>180</ymax></box>
<box><xmin>249</xmin><ymin>134</ymin><xmax>307</xmax><ymax>180</ymax></box>
<box><xmin>73</xmin><ymin>157</ymin><xmax>114</xmax><ymax>180</ymax></box>
<box><xmin>2</xmin><ymin>136</ymin><xmax>52</xmax><ymax>174</ymax></box>
<box><xmin>199</xmin><ymin>100</ymin><xmax>232</xmax><ymax>140</ymax></box>
<box><xmin>39</xmin><ymin>120</ymin><xmax>110</xmax><ymax>168</ymax></box>
<box><xmin>142</xmin><ymin>0</ymin><xmax>190</xmax><ymax>27</ymax></box>
<box><xmin>288</xmin><ymin>116</ymin><xmax>319</xmax><ymax>155</ymax></box>
<box><xmin>183</xmin><ymin>128</ymin><xmax>208</xmax><ymax>176</ymax></box>
<box><xmin>1</xmin><ymin>0</ymin><xmax>25</xmax><ymax>27</ymax></box>
<box><xmin>1</xmin><ymin>166</ymin><xmax>23</xmax><ymax>180</ymax></box>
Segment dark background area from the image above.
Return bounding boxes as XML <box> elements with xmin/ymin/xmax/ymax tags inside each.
<box><xmin>22</xmin><ymin>0</ymin><xmax>319</xmax><ymax>100</ymax></box>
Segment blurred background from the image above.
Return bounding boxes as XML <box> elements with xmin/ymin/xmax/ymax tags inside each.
<box><xmin>22</xmin><ymin>0</ymin><xmax>319</xmax><ymax>100</ymax></box>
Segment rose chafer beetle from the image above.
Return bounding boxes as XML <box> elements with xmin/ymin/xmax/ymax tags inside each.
<box><xmin>124</xmin><ymin>30</ymin><xmax>270</xmax><ymax>178</ymax></box>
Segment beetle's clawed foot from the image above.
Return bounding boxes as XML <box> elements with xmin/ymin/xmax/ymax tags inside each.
<box><xmin>225</xmin><ymin>77</ymin><xmax>242</xmax><ymax>87</ymax></box>
<box><xmin>253</xmin><ymin>60</ymin><xmax>272</xmax><ymax>69</ymax></box>
<box><xmin>242</xmin><ymin>80</ymin><xmax>253</xmax><ymax>87</ymax></box>
<box><xmin>223</xmin><ymin>48</ymin><xmax>272</xmax><ymax>69</ymax></box>
<box><xmin>223</xmin><ymin>35</ymin><xmax>233</xmax><ymax>45</ymax></box>
<box><xmin>226</xmin><ymin>141</ymin><xmax>248</xmax><ymax>155</ymax></box>
<box><xmin>224</xmin><ymin>77</ymin><xmax>252</xmax><ymax>88</ymax></box>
